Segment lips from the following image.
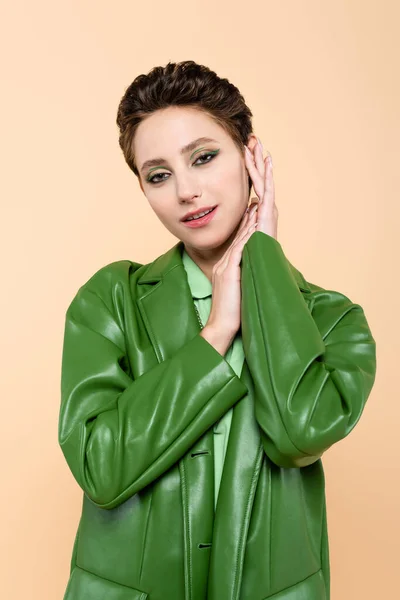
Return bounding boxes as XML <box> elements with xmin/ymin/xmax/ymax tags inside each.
<box><xmin>182</xmin><ymin>205</ymin><xmax>218</xmax><ymax>228</ymax></box>
<box><xmin>181</xmin><ymin>205</ymin><xmax>217</xmax><ymax>222</ymax></box>
<box><xmin>184</xmin><ymin>208</ymin><xmax>213</xmax><ymax>222</ymax></box>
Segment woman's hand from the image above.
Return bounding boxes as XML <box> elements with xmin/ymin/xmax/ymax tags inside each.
<box><xmin>200</xmin><ymin>202</ymin><xmax>259</xmax><ymax>354</ymax></box>
<box><xmin>244</xmin><ymin>138</ymin><xmax>278</xmax><ymax>240</ymax></box>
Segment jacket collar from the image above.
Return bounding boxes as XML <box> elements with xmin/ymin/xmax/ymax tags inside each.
<box><xmin>137</xmin><ymin>239</ymin><xmax>311</xmax><ymax>293</ymax></box>
<box><xmin>181</xmin><ymin>247</ymin><xmax>213</xmax><ymax>299</ymax></box>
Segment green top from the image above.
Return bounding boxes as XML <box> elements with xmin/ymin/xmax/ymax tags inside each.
<box><xmin>182</xmin><ymin>249</ymin><xmax>245</xmax><ymax>510</ymax></box>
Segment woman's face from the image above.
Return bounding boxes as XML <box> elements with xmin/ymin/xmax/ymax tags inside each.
<box><xmin>133</xmin><ymin>106</ymin><xmax>257</xmax><ymax>253</ymax></box>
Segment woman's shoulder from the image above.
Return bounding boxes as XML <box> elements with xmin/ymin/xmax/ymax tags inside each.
<box><xmin>74</xmin><ymin>259</ymin><xmax>143</xmax><ymax>293</ymax></box>
<box><xmin>84</xmin><ymin>258</ymin><xmax>144</xmax><ymax>288</ymax></box>
<box><xmin>65</xmin><ymin>259</ymin><xmax>145</xmax><ymax>316</ymax></box>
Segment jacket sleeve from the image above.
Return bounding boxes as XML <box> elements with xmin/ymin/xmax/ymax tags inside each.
<box><xmin>59</xmin><ymin>270</ymin><xmax>248</xmax><ymax>510</ymax></box>
<box><xmin>240</xmin><ymin>231</ymin><xmax>377</xmax><ymax>468</ymax></box>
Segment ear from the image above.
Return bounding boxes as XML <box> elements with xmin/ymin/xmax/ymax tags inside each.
<box><xmin>246</xmin><ymin>134</ymin><xmax>259</xmax><ymax>156</ymax></box>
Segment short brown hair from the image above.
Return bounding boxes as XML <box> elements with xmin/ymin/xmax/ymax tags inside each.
<box><xmin>116</xmin><ymin>60</ymin><xmax>254</xmax><ymax>193</ymax></box>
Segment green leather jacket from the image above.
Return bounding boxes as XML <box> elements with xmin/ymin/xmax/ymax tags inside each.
<box><xmin>59</xmin><ymin>231</ymin><xmax>377</xmax><ymax>600</ymax></box>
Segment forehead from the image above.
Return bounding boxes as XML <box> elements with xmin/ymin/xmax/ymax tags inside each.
<box><xmin>133</xmin><ymin>106</ymin><xmax>229</xmax><ymax>156</ymax></box>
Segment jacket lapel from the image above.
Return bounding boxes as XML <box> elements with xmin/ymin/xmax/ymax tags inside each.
<box><xmin>136</xmin><ymin>240</ymin><xmax>201</xmax><ymax>359</ymax></box>
<box><xmin>135</xmin><ymin>238</ymin><xmax>309</xmax><ymax>600</ymax></box>
<box><xmin>207</xmin><ymin>358</ymin><xmax>264</xmax><ymax>600</ymax></box>
<box><xmin>136</xmin><ymin>241</ymin><xmax>217</xmax><ymax>598</ymax></box>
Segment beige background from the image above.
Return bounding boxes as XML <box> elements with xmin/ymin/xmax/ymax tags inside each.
<box><xmin>1</xmin><ymin>1</ymin><xmax>398</xmax><ymax>598</ymax></box>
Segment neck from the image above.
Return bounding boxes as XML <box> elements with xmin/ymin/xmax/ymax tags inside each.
<box><xmin>182</xmin><ymin>225</ymin><xmax>240</xmax><ymax>283</ymax></box>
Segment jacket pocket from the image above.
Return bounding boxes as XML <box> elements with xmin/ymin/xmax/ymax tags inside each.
<box><xmin>63</xmin><ymin>565</ymin><xmax>148</xmax><ymax>600</ymax></box>
<box><xmin>262</xmin><ymin>568</ymin><xmax>326</xmax><ymax>599</ymax></box>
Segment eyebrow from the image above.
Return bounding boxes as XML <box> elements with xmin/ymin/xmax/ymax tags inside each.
<box><xmin>140</xmin><ymin>136</ymin><xmax>219</xmax><ymax>175</ymax></box>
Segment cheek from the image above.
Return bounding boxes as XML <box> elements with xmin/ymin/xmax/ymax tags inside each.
<box><xmin>208</xmin><ymin>165</ymin><xmax>241</xmax><ymax>195</ymax></box>
<box><xmin>216</xmin><ymin>162</ymin><xmax>247</xmax><ymax>200</ymax></box>
<box><xmin>147</xmin><ymin>196</ymin><xmax>170</xmax><ymax>219</ymax></box>
<box><xmin>147</xmin><ymin>201</ymin><xmax>177</xmax><ymax>234</ymax></box>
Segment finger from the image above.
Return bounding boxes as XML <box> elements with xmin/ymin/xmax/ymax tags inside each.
<box><xmin>232</xmin><ymin>222</ymin><xmax>258</xmax><ymax>254</ymax></box>
<box><xmin>239</xmin><ymin>200</ymin><xmax>258</xmax><ymax>230</ymax></box>
<box><xmin>248</xmin><ymin>196</ymin><xmax>260</xmax><ymax>209</ymax></box>
<box><xmin>237</xmin><ymin>204</ymin><xmax>253</xmax><ymax>232</ymax></box>
<box><xmin>248</xmin><ymin>199</ymin><xmax>259</xmax><ymax>215</ymax></box>
<box><xmin>217</xmin><ymin>211</ymin><xmax>257</xmax><ymax>269</ymax></box>
<box><xmin>217</xmin><ymin>211</ymin><xmax>253</xmax><ymax>271</ymax></box>
<box><xmin>232</xmin><ymin>213</ymin><xmax>258</xmax><ymax>248</ymax></box>
<box><xmin>248</xmin><ymin>204</ymin><xmax>259</xmax><ymax>223</ymax></box>
<box><xmin>264</xmin><ymin>155</ymin><xmax>275</xmax><ymax>208</ymax></box>
<box><xmin>254</xmin><ymin>140</ymin><xmax>266</xmax><ymax>179</ymax></box>
<box><xmin>240</xmin><ymin>204</ymin><xmax>258</xmax><ymax>231</ymax></box>
<box><xmin>245</xmin><ymin>146</ymin><xmax>264</xmax><ymax>200</ymax></box>
<box><xmin>218</xmin><ymin>199</ymin><xmax>260</xmax><ymax>271</ymax></box>
<box><xmin>221</xmin><ymin>209</ymin><xmax>258</xmax><ymax>268</ymax></box>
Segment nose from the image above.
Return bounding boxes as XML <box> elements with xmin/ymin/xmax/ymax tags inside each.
<box><xmin>175</xmin><ymin>170</ymin><xmax>202</xmax><ymax>204</ymax></box>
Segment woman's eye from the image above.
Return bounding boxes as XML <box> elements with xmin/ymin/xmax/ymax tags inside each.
<box><xmin>147</xmin><ymin>151</ymin><xmax>218</xmax><ymax>184</ymax></box>
<box><xmin>147</xmin><ymin>172</ymin><xmax>169</xmax><ymax>184</ymax></box>
<box><xmin>194</xmin><ymin>151</ymin><xmax>217</xmax><ymax>165</ymax></box>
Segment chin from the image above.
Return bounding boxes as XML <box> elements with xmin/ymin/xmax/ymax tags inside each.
<box><xmin>197</xmin><ymin>230</ymin><xmax>235</xmax><ymax>251</ymax></box>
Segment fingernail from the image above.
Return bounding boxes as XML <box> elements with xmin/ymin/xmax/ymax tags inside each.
<box><xmin>257</xmin><ymin>137</ymin><xmax>263</xmax><ymax>152</ymax></box>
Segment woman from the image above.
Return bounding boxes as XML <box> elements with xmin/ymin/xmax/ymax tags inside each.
<box><xmin>59</xmin><ymin>61</ymin><xmax>377</xmax><ymax>600</ymax></box>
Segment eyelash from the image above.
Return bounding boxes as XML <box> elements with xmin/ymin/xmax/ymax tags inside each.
<box><xmin>146</xmin><ymin>151</ymin><xmax>219</xmax><ymax>184</ymax></box>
